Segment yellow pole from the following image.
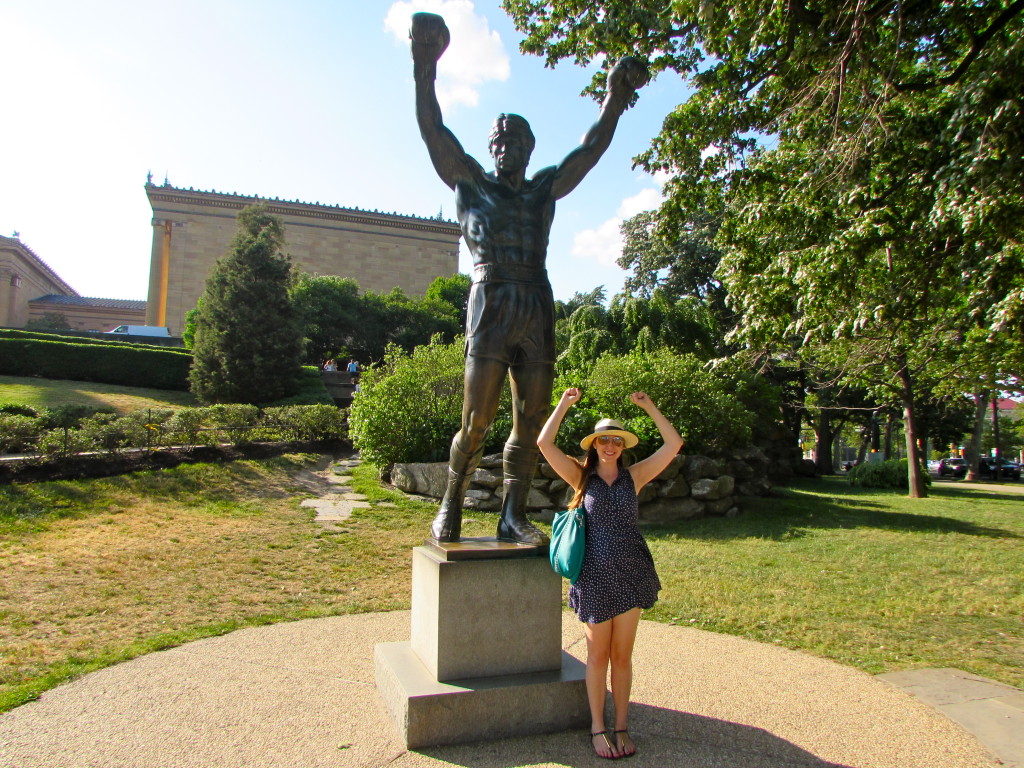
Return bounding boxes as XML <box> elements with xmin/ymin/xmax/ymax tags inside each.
<box><xmin>156</xmin><ymin>220</ymin><xmax>171</xmax><ymax>326</ymax></box>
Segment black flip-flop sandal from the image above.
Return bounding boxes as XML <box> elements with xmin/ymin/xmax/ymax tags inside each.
<box><xmin>591</xmin><ymin>730</ymin><xmax>619</xmax><ymax>759</ymax></box>
<box><xmin>614</xmin><ymin>729</ymin><xmax>636</xmax><ymax>758</ymax></box>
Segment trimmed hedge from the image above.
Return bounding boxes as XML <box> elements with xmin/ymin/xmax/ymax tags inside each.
<box><xmin>0</xmin><ymin>328</ymin><xmax>181</xmax><ymax>351</ymax></box>
<box><xmin>0</xmin><ymin>337</ymin><xmax>191</xmax><ymax>390</ymax></box>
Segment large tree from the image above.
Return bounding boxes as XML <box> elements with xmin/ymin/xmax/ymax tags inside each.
<box><xmin>423</xmin><ymin>272</ymin><xmax>472</xmax><ymax>330</ymax></box>
<box><xmin>290</xmin><ymin>273</ymin><xmax>362</xmax><ymax>368</ymax></box>
<box><xmin>189</xmin><ymin>204</ymin><xmax>303</xmax><ymax>404</ymax></box>
<box><xmin>504</xmin><ymin>0</ymin><xmax>1024</xmax><ymax>496</ymax></box>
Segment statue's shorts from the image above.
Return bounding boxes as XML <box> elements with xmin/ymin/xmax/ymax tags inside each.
<box><xmin>466</xmin><ymin>264</ymin><xmax>555</xmax><ymax>367</ymax></box>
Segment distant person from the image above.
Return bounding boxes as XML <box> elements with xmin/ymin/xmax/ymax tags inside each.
<box><xmin>323</xmin><ymin>359</ymin><xmax>337</xmax><ymax>372</ymax></box>
<box><xmin>346</xmin><ymin>359</ymin><xmax>359</xmax><ymax>375</ymax></box>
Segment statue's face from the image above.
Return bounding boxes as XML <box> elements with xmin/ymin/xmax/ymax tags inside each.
<box><xmin>490</xmin><ymin>131</ymin><xmax>532</xmax><ymax>173</ymax></box>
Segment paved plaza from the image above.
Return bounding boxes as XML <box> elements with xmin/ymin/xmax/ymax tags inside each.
<box><xmin>1</xmin><ymin>610</ymin><xmax>1018</xmax><ymax>768</ymax></box>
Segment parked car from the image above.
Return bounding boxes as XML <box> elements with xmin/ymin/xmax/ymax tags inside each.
<box><xmin>104</xmin><ymin>325</ymin><xmax>170</xmax><ymax>337</ymax></box>
<box><xmin>938</xmin><ymin>458</ymin><xmax>968</xmax><ymax>478</ymax></box>
<box><xmin>927</xmin><ymin>459</ymin><xmax>943</xmax><ymax>474</ymax></box>
<box><xmin>977</xmin><ymin>457</ymin><xmax>1021</xmax><ymax>480</ymax></box>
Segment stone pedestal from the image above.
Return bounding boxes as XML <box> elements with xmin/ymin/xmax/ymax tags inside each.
<box><xmin>375</xmin><ymin>539</ymin><xmax>588</xmax><ymax>748</ymax></box>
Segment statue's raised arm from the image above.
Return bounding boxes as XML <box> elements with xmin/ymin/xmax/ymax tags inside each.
<box><xmin>551</xmin><ymin>57</ymin><xmax>649</xmax><ymax>200</ymax></box>
<box><xmin>410</xmin><ymin>12</ymin><xmax>483</xmax><ymax>190</ymax></box>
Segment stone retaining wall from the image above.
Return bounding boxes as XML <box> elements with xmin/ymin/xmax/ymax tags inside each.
<box><xmin>391</xmin><ymin>447</ymin><xmax>774</xmax><ymax>525</ymax></box>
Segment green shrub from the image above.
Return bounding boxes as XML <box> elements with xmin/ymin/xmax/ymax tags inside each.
<box><xmin>0</xmin><ymin>414</ymin><xmax>38</xmax><ymax>454</ymax></box>
<box><xmin>203</xmin><ymin>404</ymin><xmax>261</xmax><ymax>445</ymax></box>
<box><xmin>0</xmin><ymin>403</ymin><xmax>343</xmax><ymax>464</ymax></box>
<box><xmin>348</xmin><ymin>337</ymin><xmax>512</xmax><ymax>468</ymax></box>
<box><xmin>567</xmin><ymin>349</ymin><xmax>757</xmax><ymax>456</ymax></box>
<box><xmin>36</xmin><ymin>428</ymin><xmax>95</xmax><ymax>460</ymax></box>
<box><xmin>39</xmin><ymin>405</ymin><xmax>116</xmax><ymax>430</ymax></box>
<box><xmin>847</xmin><ymin>459</ymin><xmax>930</xmax><ymax>489</ymax></box>
<box><xmin>263</xmin><ymin>405</ymin><xmax>347</xmax><ymax>441</ymax></box>
<box><xmin>0</xmin><ymin>403</ymin><xmax>39</xmax><ymax>418</ymax></box>
<box><xmin>163</xmin><ymin>408</ymin><xmax>213</xmax><ymax>449</ymax></box>
<box><xmin>161</xmin><ymin>404</ymin><xmax>345</xmax><ymax>449</ymax></box>
<box><xmin>348</xmin><ymin>339</ymin><xmax>778</xmax><ymax>468</ymax></box>
<box><xmin>79</xmin><ymin>413</ymin><xmax>151</xmax><ymax>455</ymax></box>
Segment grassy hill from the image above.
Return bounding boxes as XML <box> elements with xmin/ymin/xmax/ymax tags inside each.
<box><xmin>0</xmin><ymin>374</ymin><xmax>198</xmax><ymax>413</ymax></box>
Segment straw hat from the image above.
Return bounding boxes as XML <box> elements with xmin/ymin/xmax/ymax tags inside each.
<box><xmin>580</xmin><ymin>418</ymin><xmax>639</xmax><ymax>451</ymax></box>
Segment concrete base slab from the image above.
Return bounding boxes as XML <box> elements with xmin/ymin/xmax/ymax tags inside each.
<box><xmin>375</xmin><ymin>641</ymin><xmax>588</xmax><ymax>748</ymax></box>
<box><xmin>878</xmin><ymin>668</ymin><xmax>1024</xmax><ymax>767</ymax></box>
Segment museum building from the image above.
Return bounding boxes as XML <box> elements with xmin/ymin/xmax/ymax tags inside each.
<box><xmin>0</xmin><ymin>235</ymin><xmax>146</xmax><ymax>332</ymax></box>
<box><xmin>1</xmin><ymin>182</ymin><xmax>462</xmax><ymax>336</ymax></box>
<box><xmin>145</xmin><ymin>182</ymin><xmax>462</xmax><ymax>335</ymax></box>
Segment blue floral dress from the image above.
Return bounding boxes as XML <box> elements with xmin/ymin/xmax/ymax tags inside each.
<box><xmin>568</xmin><ymin>465</ymin><xmax>661</xmax><ymax>624</ymax></box>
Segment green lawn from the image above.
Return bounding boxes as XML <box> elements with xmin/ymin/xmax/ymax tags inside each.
<box><xmin>0</xmin><ymin>461</ymin><xmax>1020</xmax><ymax>714</ymax></box>
<box><xmin>644</xmin><ymin>477</ymin><xmax>1023</xmax><ymax>687</ymax></box>
<box><xmin>0</xmin><ymin>374</ymin><xmax>196</xmax><ymax>413</ymax></box>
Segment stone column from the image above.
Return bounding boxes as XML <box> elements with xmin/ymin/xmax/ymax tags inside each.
<box><xmin>3</xmin><ymin>272</ymin><xmax>23</xmax><ymax>327</ymax></box>
<box><xmin>145</xmin><ymin>219</ymin><xmax>171</xmax><ymax>327</ymax></box>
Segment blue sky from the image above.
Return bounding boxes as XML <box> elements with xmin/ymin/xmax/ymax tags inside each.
<box><xmin>1</xmin><ymin>0</ymin><xmax>686</xmax><ymax>304</ymax></box>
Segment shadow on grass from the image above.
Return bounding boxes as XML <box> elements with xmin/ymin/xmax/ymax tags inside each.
<box><xmin>644</xmin><ymin>477</ymin><xmax>1022</xmax><ymax>542</ymax></box>
<box><xmin>0</xmin><ymin>452</ymin><xmax>324</xmax><ymax>531</ymax></box>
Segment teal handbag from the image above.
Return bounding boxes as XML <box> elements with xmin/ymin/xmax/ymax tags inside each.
<box><xmin>549</xmin><ymin>506</ymin><xmax>586</xmax><ymax>584</ymax></box>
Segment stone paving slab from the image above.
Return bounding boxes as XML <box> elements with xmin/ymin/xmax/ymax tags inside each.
<box><xmin>299</xmin><ymin>496</ymin><xmax>369</xmax><ymax>523</ymax></box>
<box><xmin>878</xmin><ymin>668</ymin><xmax>1024</xmax><ymax>767</ymax></box>
<box><xmin>0</xmin><ymin>613</ymin><xmax>1000</xmax><ymax>768</ymax></box>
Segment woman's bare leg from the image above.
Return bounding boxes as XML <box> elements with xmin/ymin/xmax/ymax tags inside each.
<box><xmin>584</xmin><ymin>619</ymin><xmax>619</xmax><ymax>758</ymax></box>
<box><xmin>609</xmin><ymin>608</ymin><xmax>642</xmax><ymax>756</ymax></box>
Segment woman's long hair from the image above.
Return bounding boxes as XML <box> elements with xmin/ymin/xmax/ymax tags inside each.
<box><xmin>569</xmin><ymin>448</ymin><xmax>599</xmax><ymax>510</ymax></box>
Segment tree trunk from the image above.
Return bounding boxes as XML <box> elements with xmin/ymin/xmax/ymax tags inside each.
<box><xmin>883</xmin><ymin>412</ymin><xmax>894</xmax><ymax>459</ymax></box>
<box><xmin>963</xmin><ymin>389</ymin><xmax>987</xmax><ymax>481</ymax></box>
<box><xmin>832</xmin><ymin>431</ymin><xmax>843</xmax><ymax>472</ymax></box>
<box><xmin>814</xmin><ymin>409</ymin><xmax>834</xmax><ymax>474</ymax></box>
<box><xmin>856</xmin><ymin>427</ymin><xmax>870</xmax><ymax>464</ymax></box>
<box><xmin>898</xmin><ymin>364</ymin><xmax>927</xmax><ymax>498</ymax></box>
<box><xmin>992</xmin><ymin>394</ymin><xmax>1002</xmax><ymax>481</ymax></box>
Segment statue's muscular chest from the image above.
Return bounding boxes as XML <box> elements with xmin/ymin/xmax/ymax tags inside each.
<box><xmin>456</xmin><ymin>176</ymin><xmax>555</xmax><ymax>263</ymax></box>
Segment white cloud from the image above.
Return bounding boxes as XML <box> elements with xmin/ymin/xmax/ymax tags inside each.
<box><xmin>571</xmin><ymin>218</ymin><xmax>624</xmax><ymax>268</ymax></box>
<box><xmin>571</xmin><ymin>184</ymin><xmax>664</xmax><ymax>267</ymax></box>
<box><xmin>652</xmin><ymin>168</ymin><xmax>673</xmax><ymax>188</ymax></box>
<box><xmin>617</xmin><ymin>187</ymin><xmax>662</xmax><ymax>219</ymax></box>
<box><xmin>385</xmin><ymin>0</ymin><xmax>510</xmax><ymax>110</ymax></box>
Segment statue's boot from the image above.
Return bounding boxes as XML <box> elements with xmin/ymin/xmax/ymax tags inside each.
<box><xmin>496</xmin><ymin>444</ymin><xmax>550</xmax><ymax>546</ymax></box>
<box><xmin>431</xmin><ymin>443</ymin><xmax>481</xmax><ymax>542</ymax></box>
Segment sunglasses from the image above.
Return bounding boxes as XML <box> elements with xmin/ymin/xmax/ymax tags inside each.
<box><xmin>595</xmin><ymin>435</ymin><xmax>625</xmax><ymax>446</ymax></box>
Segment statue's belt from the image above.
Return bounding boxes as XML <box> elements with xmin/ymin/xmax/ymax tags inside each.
<box><xmin>473</xmin><ymin>263</ymin><xmax>549</xmax><ymax>285</ymax></box>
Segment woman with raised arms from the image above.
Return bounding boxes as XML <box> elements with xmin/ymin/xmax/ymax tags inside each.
<box><xmin>537</xmin><ymin>387</ymin><xmax>684</xmax><ymax>759</ymax></box>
